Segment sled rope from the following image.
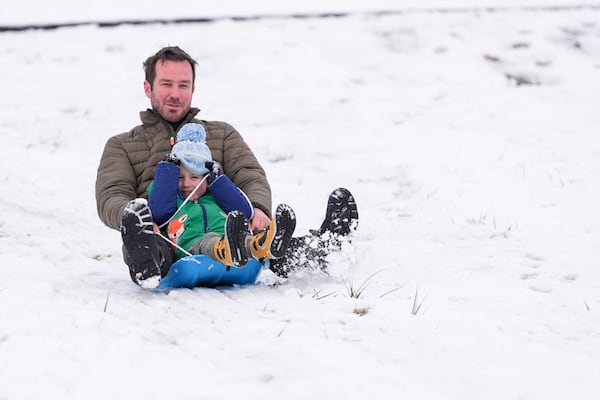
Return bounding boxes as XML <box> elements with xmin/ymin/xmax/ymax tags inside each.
<box><xmin>155</xmin><ymin>231</ymin><xmax>193</xmax><ymax>257</ymax></box>
<box><xmin>158</xmin><ymin>175</ymin><xmax>209</xmax><ymax>229</ymax></box>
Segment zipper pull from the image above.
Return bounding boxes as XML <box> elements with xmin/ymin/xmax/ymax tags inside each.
<box><xmin>170</xmin><ymin>136</ymin><xmax>175</xmax><ymax>147</ymax></box>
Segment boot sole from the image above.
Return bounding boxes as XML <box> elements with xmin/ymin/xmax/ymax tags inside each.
<box><xmin>319</xmin><ymin>187</ymin><xmax>359</xmax><ymax>236</ymax></box>
<box><xmin>224</xmin><ymin>211</ymin><xmax>249</xmax><ymax>267</ymax></box>
<box><xmin>270</xmin><ymin>204</ymin><xmax>297</xmax><ymax>258</ymax></box>
<box><xmin>121</xmin><ymin>206</ymin><xmax>161</xmax><ymax>284</ymax></box>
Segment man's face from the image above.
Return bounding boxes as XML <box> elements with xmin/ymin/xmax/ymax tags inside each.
<box><xmin>144</xmin><ymin>60</ymin><xmax>194</xmax><ymax>123</ymax></box>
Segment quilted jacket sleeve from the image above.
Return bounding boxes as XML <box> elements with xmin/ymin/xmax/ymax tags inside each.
<box><xmin>95</xmin><ymin>135</ymin><xmax>138</xmax><ymax>230</ymax></box>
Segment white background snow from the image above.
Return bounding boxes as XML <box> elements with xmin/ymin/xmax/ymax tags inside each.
<box><xmin>1</xmin><ymin>1</ymin><xmax>599</xmax><ymax>399</ymax></box>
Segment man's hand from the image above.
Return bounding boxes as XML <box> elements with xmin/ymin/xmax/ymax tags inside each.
<box><xmin>249</xmin><ymin>208</ymin><xmax>271</xmax><ymax>232</ymax></box>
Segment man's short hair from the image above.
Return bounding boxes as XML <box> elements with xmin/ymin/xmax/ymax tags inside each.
<box><xmin>143</xmin><ymin>46</ymin><xmax>198</xmax><ymax>88</ymax></box>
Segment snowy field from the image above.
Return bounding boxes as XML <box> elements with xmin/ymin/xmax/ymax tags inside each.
<box><xmin>1</xmin><ymin>1</ymin><xmax>600</xmax><ymax>399</ymax></box>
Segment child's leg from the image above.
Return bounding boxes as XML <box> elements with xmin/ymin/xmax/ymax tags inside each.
<box><xmin>189</xmin><ymin>232</ymin><xmax>220</xmax><ymax>256</ymax></box>
<box><xmin>212</xmin><ymin>211</ymin><xmax>249</xmax><ymax>267</ymax></box>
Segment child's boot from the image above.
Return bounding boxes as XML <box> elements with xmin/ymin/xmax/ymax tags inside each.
<box><xmin>213</xmin><ymin>211</ymin><xmax>249</xmax><ymax>267</ymax></box>
<box><xmin>248</xmin><ymin>204</ymin><xmax>296</xmax><ymax>260</ymax></box>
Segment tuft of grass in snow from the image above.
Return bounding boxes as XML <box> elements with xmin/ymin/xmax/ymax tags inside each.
<box><xmin>103</xmin><ymin>291</ymin><xmax>110</xmax><ymax>313</ymax></box>
<box><xmin>277</xmin><ymin>321</ymin><xmax>290</xmax><ymax>337</ymax></box>
<box><xmin>380</xmin><ymin>286</ymin><xmax>402</xmax><ymax>298</ymax></box>
<box><xmin>312</xmin><ymin>289</ymin><xmax>339</xmax><ymax>300</ymax></box>
<box><xmin>342</xmin><ymin>271</ymin><xmax>382</xmax><ymax>299</ymax></box>
<box><xmin>411</xmin><ymin>286</ymin><xmax>427</xmax><ymax>316</ymax></box>
<box><xmin>296</xmin><ymin>288</ymin><xmax>339</xmax><ymax>300</ymax></box>
<box><xmin>490</xmin><ymin>224</ymin><xmax>513</xmax><ymax>239</ymax></box>
<box><xmin>505</xmin><ymin>72</ymin><xmax>540</xmax><ymax>86</ymax></box>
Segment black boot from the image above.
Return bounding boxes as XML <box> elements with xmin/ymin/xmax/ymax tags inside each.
<box><xmin>121</xmin><ymin>199</ymin><xmax>162</xmax><ymax>287</ymax></box>
<box><xmin>269</xmin><ymin>188</ymin><xmax>358</xmax><ymax>278</ymax></box>
<box><xmin>249</xmin><ymin>204</ymin><xmax>297</xmax><ymax>260</ymax></box>
<box><xmin>213</xmin><ymin>211</ymin><xmax>250</xmax><ymax>267</ymax></box>
<box><xmin>315</xmin><ymin>187</ymin><xmax>359</xmax><ymax>241</ymax></box>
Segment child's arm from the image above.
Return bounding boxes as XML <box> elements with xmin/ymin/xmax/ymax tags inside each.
<box><xmin>206</xmin><ymin>161</ymin><xmax>254</xmax><ymax>220</ymax></box>
<box><xmin>148</xmin><ymin>161</ymin><xmax>180</xmax><ymax>225</ymax></box>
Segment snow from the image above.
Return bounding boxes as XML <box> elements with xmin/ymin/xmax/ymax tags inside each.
<box><xmin>1</xmin><ymin>1</ymin><xmax>600</xmax><ymax>399</ymax></box>
<box><xmin>3</xmin><ymin>0</ymin><xmax>598</xmax><ymax>27</ymax></box>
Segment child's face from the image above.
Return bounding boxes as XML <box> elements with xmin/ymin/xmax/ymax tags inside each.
<box><xmin>179</xmin><ymin>166</ymin><xmax>207</xmax><ymax>201</ymax></box>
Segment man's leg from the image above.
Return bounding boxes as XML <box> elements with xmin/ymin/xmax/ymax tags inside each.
<box><xmin>269</xmin><ymin>188</ymin><xmax>358</xmax><ymax>278</ymax></box>
<box><xmin>121</xmin><ymin>199</ymin><xmax>173</xmax><ymax>287</ymax></box>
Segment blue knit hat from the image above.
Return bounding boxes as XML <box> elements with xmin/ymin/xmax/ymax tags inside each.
<box><xmin>172</xmin><ymin>123</ymin><xmax>212</xmax><ymax>175</ymax></box>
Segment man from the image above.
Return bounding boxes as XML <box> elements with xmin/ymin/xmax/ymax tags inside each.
<box><xmin>96</xmin><ymin>46</ymin><xmax>271</xmax><ymax>283</ymax></box>
<box><xmin>96</xmin><ymin>46</ymin><xmax>358</xmax><ymax>287</ymax></box>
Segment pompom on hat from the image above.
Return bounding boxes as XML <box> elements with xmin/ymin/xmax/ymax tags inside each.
<box><xmin>171</xmin><ymin>123</ymin><xmax>212</xmax><ymax>175</ymax></box>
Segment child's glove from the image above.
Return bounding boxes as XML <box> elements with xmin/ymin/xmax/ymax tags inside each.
<box><xmin>205</xmin><ymin>161</ymin><xmax>224</xmax><ymax>185</ymax></box>
<box><xmin>162</xmin><ymin>153</ymin><xmax>180</xmax><ymax>165</ymax></box>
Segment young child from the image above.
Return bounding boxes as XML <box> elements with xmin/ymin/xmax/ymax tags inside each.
<box><xmin>148</xmin><ymin>123</ymin><xmax>296</xmax><ymax>268</ymax></box>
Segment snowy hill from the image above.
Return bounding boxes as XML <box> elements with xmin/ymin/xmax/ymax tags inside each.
<box><xmin>2</xmin><ymin>0</ymin><xmax>599</xmax><ymax>27</ymax></box>
<box><xmin>1</xmin><ymin>2</ymin><xmax>600</xmax><ymax>399</ymax></box>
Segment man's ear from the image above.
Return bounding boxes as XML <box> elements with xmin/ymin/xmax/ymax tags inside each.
<box><xmin>143</xmin><ymin>80</ymin><xmax>152</xmax><ymax>98</ymax></box>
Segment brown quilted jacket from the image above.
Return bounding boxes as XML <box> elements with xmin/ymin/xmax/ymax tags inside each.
<box><xmin>95</xmin><ymin>108</ymin><xmax>271</xmax><ymax>230</ymax></box>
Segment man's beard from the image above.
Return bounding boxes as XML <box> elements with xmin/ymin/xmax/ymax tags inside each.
<box><xmin>151</xmin><ymin>97</ymin><xmax>188</xmax><ymax>123</ymax></box>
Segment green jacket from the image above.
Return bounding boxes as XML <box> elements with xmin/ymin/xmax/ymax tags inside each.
<box><xmin>95</xmin><ymin>108</ymin><xmax>271</xmax><ymax>230</ymax></box>
<box><xmin>162</xmin><ymin>192</ymin><xmax>227</xmax><ymax>259</ymax></box>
